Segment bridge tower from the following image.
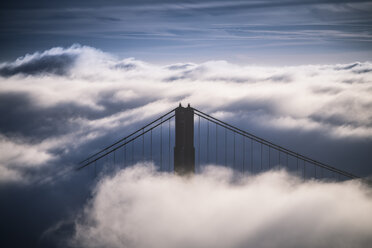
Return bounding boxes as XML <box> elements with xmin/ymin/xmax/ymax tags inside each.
<box><xmin>174</xmin><ymin>103</ymin><xmax>195</xmax><ymax>175</ymax></box>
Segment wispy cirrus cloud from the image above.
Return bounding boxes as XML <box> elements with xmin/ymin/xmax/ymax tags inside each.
<box><xmin>1</xmin><ymin>0</ymin><xmax>372</xmax><ymax>63</ymax></box>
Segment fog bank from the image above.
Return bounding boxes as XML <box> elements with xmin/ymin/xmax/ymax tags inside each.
<box><xmin>72</xmin><ymin>164</ymin><xmax>372</xmax><ymax>248</ymax></box>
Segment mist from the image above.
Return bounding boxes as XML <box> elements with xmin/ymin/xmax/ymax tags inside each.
<box><xmin>71</xmin><ymin>163</ymin><xmax>372</xmax><ymax>248</ymax></box>
<box><xmin>1</xmin><ymin>45</ymin><xmax>371</xmax><ymax>247</ymax></box>
<box><xmin>1</xmin><ymin>45</ymin><xmax>372</xmax><ymax>183</ymax></box>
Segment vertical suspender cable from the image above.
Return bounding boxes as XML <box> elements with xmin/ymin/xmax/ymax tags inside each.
<box><xmin>251</xmin><ymin>138</ymin><xmax>253</xmax><ymax>172</ymax></box>
<box><xmin>286</xmin><ymin>153</ymin><xmax>288</xmax><ymax>168</ymax></box>
<box><xmin>142</xmin><ymin>129</ymin><xmax>144</xmax><ymax>161</ymax></box>
<box><xmin>121</xmin><ymin>138</ymin><xmax>126</xmax><ymax>168</ymax></box>
<box><xmin>233</xmin><ymin>132</ymin><xmax>236</xmax><ymax>169</ymax></box>
<box><xmin>225</xmin><ymin>128</ymin><xmax>227</xmax><ymax>166</ymax></box>
<box><xmin>124</xmin><ymin>145</ymin><xmax>127</xmax><ymax>166</ymax></box>
<box><xmin>131</xmin><ymin>141</ymin><xmax>134</xmax><ymax>165</ymax></box>
<box><xmin>243</xmin><ymin>137</ymin><xmax>245</xmax><ymax>173</ymax></box>
<box><xmin>150</xmin><ymin>129</ymin><xmax>152</xmax><ymax>161</ymax></box>
<box><xmin>169</xmin><ymin>118</ymin><xmax>171</xmax><ymax>171</ymax></box>
<box><xmin>216</xmin><ymin>124</ymin><xmax>218</xmax><ymax>164</ymax></box>
<box><xmin>198</xmin><ymin>115</ymin><xmax>200</xmax><ymax>168</ymax></box>
<box><xmin>207</xmin><ymin>121</ymin><xmax>209</xmax><ymax>164</ymax></box>
<box><xmin>296</xmin><ymin>155</ymin><xmax>298</xmax><ymax>172</ymax></box>
<box><xmin>268</xmin><ymin>146</ymin><xmax>270</xmax><ymax>169</ymax></box>
<box><xmin>106</xmin><ymin>153</ymin><xmax>108</xmax><ymax>168</ymax></box>
<box><xmin>160</xmin><ymin>118</ymin><xmax>163</xmax><ymax>170</ymax></box>
<box><xmin>260</xmin><ymin>143</ymin><xmax>263</xmax><ymax>171</ymax></box>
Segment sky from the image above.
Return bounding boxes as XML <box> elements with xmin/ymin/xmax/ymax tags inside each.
<box><xmin>1</xmin><ymin>0</ymin><xmax>372</xmax><ymax>248</ymax></box>
<box><xmin>1</xmin><ymin>0</ymin><xmax>372</xmax><ymax>64</ymax></box>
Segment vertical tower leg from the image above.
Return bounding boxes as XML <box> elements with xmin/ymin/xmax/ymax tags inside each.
<box><xmin>174</xmin><ymin>104</ymin><xmax>195</xmax><ymax>175</ymax></box>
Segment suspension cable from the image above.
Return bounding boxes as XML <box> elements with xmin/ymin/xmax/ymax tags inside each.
<box><xmin>79</xmin><ymin>108</ymin><xmax>176</xmax><ymax>165</ymax></box>
<box><xmin>77</xmin><ymin>114</ymin><xmax>175</xmax><ymax>170</ymax></box>
<box><xmin>193</xmin><ymin>110</ymin><xmax>357</xmax><ymax>179</ymax></box>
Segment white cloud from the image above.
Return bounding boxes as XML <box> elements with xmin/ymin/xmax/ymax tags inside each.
<box><xmin>2</xmin><ymin>45</ymin><xmax>371</xmax><ymax>138</ymax></box>
<box><xmin>0</xmin><ymin>164</ymin><xmax>23</xmax><ymax>183</ymax></box>
<box><xmin>72</xmin><ymin>164</ymin><xmax>372</xmax><ymax>248</ymax></box>
<box><xmin>3</xmin><ymin>46</ymin><xmax>372</xmax><ymax>130</ymax></box>
<box><xmin>0</xmin><ymin>135</ymin><xmax>58</xmax><ymax>184</ymax></box>
<box><xmin>0</xmin><ymin>45</ymin><xmax>371</xmax><ymax>183</ymax></box>
<box><xmin>0</xmin><ymin>135</ymin><xmax>54</xmax><ymax>167</ymax></box>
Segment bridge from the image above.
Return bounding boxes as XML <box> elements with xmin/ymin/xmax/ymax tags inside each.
<box><xmin>78</xmin><ymin>104</ymin><xmax>358</xmax><ymax>181</ymax></box>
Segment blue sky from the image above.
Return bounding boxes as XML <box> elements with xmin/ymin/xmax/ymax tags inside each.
<box><xmin>1</xmin><ymin>0</ymin><xmax>372</xmax><ymax>64</ymax></box>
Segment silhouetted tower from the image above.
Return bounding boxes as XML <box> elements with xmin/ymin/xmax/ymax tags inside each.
<box><xmin>174</xmin><ymin>104</ymin><xmax>195</xmax><ymax>175</ymax></box>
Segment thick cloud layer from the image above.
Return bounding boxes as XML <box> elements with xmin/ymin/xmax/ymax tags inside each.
<box><xmin>0</xmin><ymin>44</ymin><xmax>372</xmax><ymax>183</ymax></box>
<box><xmin>72</xmin><ymin>164</ymin><xmax>372</xmax><ymax>248</ymax></box>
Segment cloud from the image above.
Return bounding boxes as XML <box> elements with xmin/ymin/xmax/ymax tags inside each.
<box><xmin>0</xmin><ymin>164</ymin><xmax>23</xmax><ymax>183</ymax></box>
<box><xmin>0</xmin><ymin>45</ymin><xmax>82</xmax><ymax>77</ymax></box>
<box><xmin>1</xmin><ymin>45</ymin><xmax>372</xmax><ymax>183</ymax></box>
<box><xmin>0</xmin><ymin>135</ymin><xmax>54</xmax><ymax>167</ymax></box>
<box><xmin>71</xmin><ymin>164</ymin><xmax>372</xmax><ymax>248</ymax></box>
<box><xmin>0</xmin><ymin>134</ymin><xmax>57</xmax><ymax>184</ymax></box>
